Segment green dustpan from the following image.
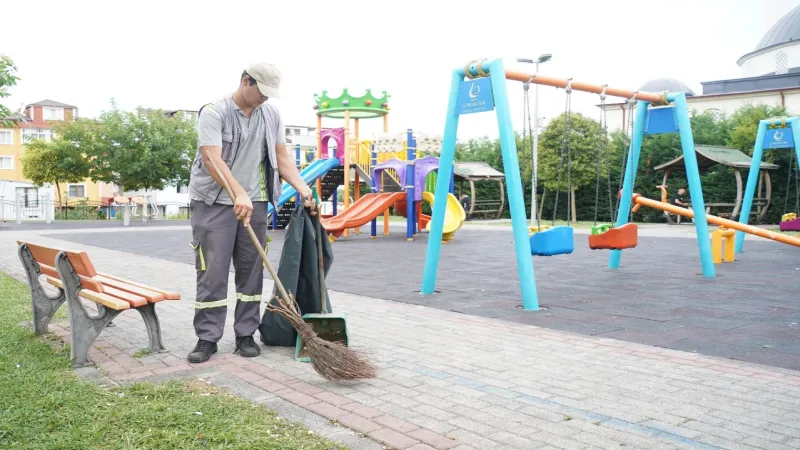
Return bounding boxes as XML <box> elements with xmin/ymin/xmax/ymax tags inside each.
<box><xmin>295</xmin><ymin>188</ymin><xmax>349</xmax><ymax>363</ymax></box>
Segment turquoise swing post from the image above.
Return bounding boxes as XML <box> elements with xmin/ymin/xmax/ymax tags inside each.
<box><xmin>735</xmin><ymin>117</ymin><xmax>800</xmax><ymax>253</ymax></box>
<box><xmin>609</xmin><ymin>93</ymin><xmax>715</xmax><ymax>277</ymax></box>
<box><xmin>420</xmin><ymin>59</ymin><xmax>539</xmax><ymax>311</ymax></box>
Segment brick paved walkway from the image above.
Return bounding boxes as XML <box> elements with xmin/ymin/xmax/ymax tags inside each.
<box><xmin>3</xmin><ymin>227</ymin><xmax>800</xmax><ymax>449</ymax></box>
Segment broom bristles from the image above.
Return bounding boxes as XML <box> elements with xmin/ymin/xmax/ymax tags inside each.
<box><xmin>267</xmin><ymin>294</ymin><xmax>377</xmax><ymax>381</ymax></box>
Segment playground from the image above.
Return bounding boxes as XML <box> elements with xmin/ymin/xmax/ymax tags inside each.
<box><xmin>12</xmin><ymin>57</ymin><xmax>800</xmax><ymax>374</ymax></box>
<box><xmin>4</xmin><ymin>57</ymin><xmax>800</xmax><ymax>449</ymax></box>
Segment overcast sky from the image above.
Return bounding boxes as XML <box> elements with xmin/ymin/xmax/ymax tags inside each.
<box><xmin>2</xmin><ymin>0</ymin><xmax>799</xmax><ymax>141</ymax></box>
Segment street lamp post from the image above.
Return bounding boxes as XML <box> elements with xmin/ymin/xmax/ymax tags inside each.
<box><xmin>517</xmin><ymin>53</ymin><xmax>552</xmax><ymax>225</ymax></box>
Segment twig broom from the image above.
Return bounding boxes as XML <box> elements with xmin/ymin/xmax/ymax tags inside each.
<box><xmin>206</xmin><ymin>157</ymin><xmax>377</xmax><ymax>381</ymax></box>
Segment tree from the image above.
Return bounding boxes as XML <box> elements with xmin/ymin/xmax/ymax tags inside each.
<box><xmin>85</xmin><ymin>101</ymin><xmax>197</xmax><ymax>192</ymax></box>
<box><xmin>537</xmin><ymin>111</ymin><xmax>612</xmax><ymax>222</ymax></box>
<box><xmin>0</xmin><ymin>54</ymin><xmax>21</xmax><ymax>126</ymax></box>
<box><xmin>727</xmin><ymin>104</ymin><xmax>789</xmax><ymax>158</ymax></box>
<box><xmin>21</xmin><ymin>137</ymin><xmax>91</xmax><ymax>206</ymax></box>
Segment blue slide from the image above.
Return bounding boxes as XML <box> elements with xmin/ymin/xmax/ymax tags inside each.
<box><xmin>267</xmin><ymin>157</ymin><xmax>341</xmax><ymax>216</ymax></box>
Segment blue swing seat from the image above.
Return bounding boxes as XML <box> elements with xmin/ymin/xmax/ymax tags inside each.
<box><xmin>529</xmin><ymin>226</ymin><xmax>574</xmax><ymax>256</ymax></box>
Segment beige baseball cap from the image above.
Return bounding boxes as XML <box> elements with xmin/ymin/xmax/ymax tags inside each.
<box><xmin>246</xmin><ymin>63</ymin><xmax>282</xmax><ymax>99</ymax></box>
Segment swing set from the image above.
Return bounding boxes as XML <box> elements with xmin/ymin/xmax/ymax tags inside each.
<box><xmin>421</xmin><ymin>58</ymin><xmax>721</xmax><ymax>311</ymax></box>
<box><xmin>523</xmin><ymin>78</ymin><xmax>639</xmax><ymax>256</ymax></box>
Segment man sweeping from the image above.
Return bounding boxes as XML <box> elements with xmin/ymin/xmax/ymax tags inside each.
<box><xmin>187</xmin><ymin>63</ymin><xmax>316</xmax><ymax>363</ymax></box>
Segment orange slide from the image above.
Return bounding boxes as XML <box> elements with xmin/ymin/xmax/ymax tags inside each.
<box><xmin>321</xmin><ymin>192</ymin><xmax>406</xmax><ymax>237</ymax></box>
<box><xmin>393</xmin><ymin>199</ymin><xmax>430</xmax><ymax>229</ymax></box>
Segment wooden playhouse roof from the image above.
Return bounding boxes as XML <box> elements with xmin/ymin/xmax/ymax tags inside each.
<box><xmin>654</xmin><ymin>145</ymin><xmax>779</xmax><ymax>171</ymax></box>
<box><xmin>453</xmin><ymin>162</ymin><xmax>505</xmax><ymax>180</ymax></box>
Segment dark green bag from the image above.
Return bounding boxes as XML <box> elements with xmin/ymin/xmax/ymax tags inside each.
<box><xmin>259</xmin><ymin>203</ymin><xmax>334</xmax><ymax>346</ymax></box>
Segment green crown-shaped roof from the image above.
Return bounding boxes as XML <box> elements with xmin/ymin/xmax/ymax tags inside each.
<box><xmin>313</xmin><ymin>88</ymin><xmax>390</xmax><ymax>119</ymax></box>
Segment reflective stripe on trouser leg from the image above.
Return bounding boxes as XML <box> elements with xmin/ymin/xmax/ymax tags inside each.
<box><xmin>191</xmin><ymin>200</ymin><xmax>238</xmax><ymax>343</ymax></box>
<box><xmin>233</xmin><ymin>201</ymin><xmax>269</xmax><ymax>338</ymax></box>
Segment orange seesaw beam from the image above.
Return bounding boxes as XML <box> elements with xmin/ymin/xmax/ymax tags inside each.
<box><xmin>633</xmin><ymin>194</ymin><xmax>800</xmax><ymax>248</ymax></box>
<box><xmin>504</xmin><ymin>71</ymin><xmax>667</xmax><ymax>104</ymax></box>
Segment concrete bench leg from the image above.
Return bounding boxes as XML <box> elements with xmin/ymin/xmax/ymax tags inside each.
<box><xmin>135</xmin><ymin>302</ymin><xmax>166</xmax><ymax>354</ymax></box>
<box><xmin>55</xmin><ymin>252</ymin><xmax>123</xmax><ymax>368</ymax></box>
<box><xmin>18</xmin><ymin>244</ymin><xmax>65</xmax><ymax>335</ymax></box>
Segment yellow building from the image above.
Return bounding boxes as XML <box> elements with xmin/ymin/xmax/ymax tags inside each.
<box><xmin>0</xmin><ymin>100</ymin><xmax>114</xmax><ymax>207</ymax></box>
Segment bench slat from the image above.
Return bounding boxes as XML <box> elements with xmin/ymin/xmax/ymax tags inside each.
<box><xmin>18</xmin><ymin>241</ymin><xmax>98</xmax><ymax>278</ymax></box>
<box><xmin>100</xmin><ymin>285</ymin><xmax>148</xmax><ymax>307</ymax></box>
<box><xmin>95</xmin><ymin>272</ymin><xmax>180</xmax><ymax>300</ymax></box>
<box><xmin>46</xmin><ymin>277</ymin><xmax>130</xmax><ymax>311</ymax></box>
<box><xmin>94</xmin><ymin>275</ymin><xmax>165</xmax><ymax>303</ymax></box>
<box><xmin>38</xmin><ymin>263</ymin><xmax>105</xmax><ymax>293</ymax></box>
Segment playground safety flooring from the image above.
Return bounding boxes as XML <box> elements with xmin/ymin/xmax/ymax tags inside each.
<box><xmin>44</xmin><ymin>221</ymin><xmax>800</xmax><ymax>372</ymax></box>
<box><xmin>1</xmin><ymin>222</ymin><xmax>800</xmax><ymax>449</ymax></box>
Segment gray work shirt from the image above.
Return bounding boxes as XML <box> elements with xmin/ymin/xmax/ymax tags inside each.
<box><xmin>195</xmin><ymin>98</ymin><xmax>285</xmax><ymax>205</ymax></box>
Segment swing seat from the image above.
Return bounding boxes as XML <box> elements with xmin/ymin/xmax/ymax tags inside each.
<box><xmin>530</xmin><ymin>226</ymin><xmax>574</xmax><ymax>256</ymax></box>
<box><xmin>779</xmin><ymin>215</ymin><xmax>800</xmax><ymax>232</ymax></box>
<box><xmin>588</xmin><ymin>223</ymin><xmax>639</xmax><ymax>250</ymax></box>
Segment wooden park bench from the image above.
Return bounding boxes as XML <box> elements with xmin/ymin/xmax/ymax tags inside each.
<box><xmin>17</xmin><ymin>241</ymin><xmax>180</xmax><ymax>367</ymax></box>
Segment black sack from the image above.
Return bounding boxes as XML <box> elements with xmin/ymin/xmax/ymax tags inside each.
<box><xmin>259</xmin><ymin>203</ymin><xmax>333</xmax><ymax>346</ymax></box>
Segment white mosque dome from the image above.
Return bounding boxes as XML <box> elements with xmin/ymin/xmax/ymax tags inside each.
<box><xmin>638</xmin><ymin>78</ymin><xmax>696</xmax><ymax>96</ymax></box>
<box><xmin>737</xmin><ymin>6</ymin><xmax>800</xmax><ymax>77</ymax></box>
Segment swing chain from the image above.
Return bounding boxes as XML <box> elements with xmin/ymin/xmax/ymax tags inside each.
<box><xmin>523</xmin><ymin>75</ymin><xmax>539</xmax><ymax>229</ymax></box>
<box><xmin>784</xmin><ymin>154</ymin><xmax>800</xmax><ymax>215</ymax></box>
<box><xmin>594</xmin><ymin>85</ymin><xmax>609</xmax><ymax>226</ymax></box>
<box><xmin>553</xmin><ymin>79</ymin><xmax>573</xmax><ymax>225</ymax></box>
<box><xmin>603</xmin><ymin>90</ymin><xmax>613</xmax><ymax>222</ymax></box>
<box><xmin>613</xmin><ymin>95</ymin><xmax>636</xmax><ymax>222</ymax></box>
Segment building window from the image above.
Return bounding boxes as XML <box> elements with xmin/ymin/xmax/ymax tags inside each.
<box><xmin>0</xmin><ymin>156</ymin><xmax>12</xmax><ymax>170</ymax></box>
<box><xmin>22</xmin><ymin>128</ymin><xmax>52</xmax><ymax>143</ymax></box>
<box><xmin>0</xmin><ymin>130</ymin><xmax>12</xmax><ymax>145</ymax></box>
<box><xmin>68</xmin><ymin>184</ymin><xmax>86</xmax><ymax>198</ymax></box>
<box><xmin>776</xmin><ymin>51</ymin><xmax>789</xmax><ymax>75</ymax></box>
<box><xmin>177</xmin><ymin>185</ymin><xmax>188</xmax><ymax>194</ymax></box>
<box><xmin>18</xmin><ymin>187</ymin><xmax>39</xmax><ymax>207</ymax></box>
<box><xmin>44</xmin><ymin>107</ymin><xmax>64</xmax><ymax>121</ymax></box>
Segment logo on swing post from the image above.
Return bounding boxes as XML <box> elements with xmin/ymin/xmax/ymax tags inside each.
<box><xmin>764</xmin><ymin>125</ymin><xmax>794</xmax><ymax>150</ymax></box>
<box><xmin>456</xmin><ymin>77</ymin><xmax>494</xmax><ymax>115</ymax></box>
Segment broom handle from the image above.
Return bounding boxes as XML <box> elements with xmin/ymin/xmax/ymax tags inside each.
<box><xmin>205</xmin><ymin>156</ymin><xmax>292</xmax><ymax>303</ymax></box>
<box><xmin>315</xmin><ymin>210</ymin><xmax>328</xmax><ymax>312</ymax></box>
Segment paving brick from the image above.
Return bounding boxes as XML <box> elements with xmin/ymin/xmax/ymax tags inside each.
<box><xmin>336</xmin><ymin>413</ymin><xmax>381</xmax><ymax>433</ymax></box>
<box><xmin>273</xmin><ymin>389</ymin><xmax>319</xmax><ymax>407</ymax></box>
<box><xmin>406</xmin><ymin>416</ymin><xmax>458</xmax><ymax>435</ymax></box>
<box><xmin>340</xmin><ymin>402</ymin><xmax>384</xmax><ymax>419</ymax></box>
<box><xmin>407</xmin><ymin>428</ymin><xmax>459</xmax><ymax>450</ymax></box>
<box><xmin>406</xmin><ymin>445</ymin><xmax>437</xmax><ymax>450</ymax></box>
<box><xmin>306</xmin><ymin>401</ymin><xmax>347</xmax><ymax>420</ymax></box>
<box><xmin>152</xmin><ymin>364</ymin><xmax>191</xmax><ymax>375</ymax></box>
<box><xmin>367</xmin><ymin>428</ymin><xmax>420</xmax><ymax>449</ymax></box>
<box><xmin>313</xmin><ymin>391</ymin><xmax>351</xmax><ymax>407</ymax></box>
<box><xmin>285</xmin><ymin>380</ymin><xmax>324</xmax><ymax>395</ymax></box>
<box><xmin>487</xmin><ymin>431</ymin><xmax>542</xmax><ymax>449</ymax></box>
<box><xmin>232</xmin><ymin>369</ymin><xmax>265</xmax><ymax>383</ymax></box>
<box><xmin>373</xmin><ymin>414</ymin><xmax>420</xmax><ymax>433</ymax></box>
<box><xmin>251</xmin><ymin>379</ymin><xmax>286</xmax><ymax>393</ymax></box>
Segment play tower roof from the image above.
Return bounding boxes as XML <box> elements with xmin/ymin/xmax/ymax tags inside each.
<box><xmin>313</xmin><ymin>88</ymin><xmax>390</xmax><ymax>119</ymax></box>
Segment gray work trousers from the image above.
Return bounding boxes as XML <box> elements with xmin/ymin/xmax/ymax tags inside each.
<box><xmin>190</xmin><ymin>200</ymin><xmax>268</xmax><ymax>343</ymax></box>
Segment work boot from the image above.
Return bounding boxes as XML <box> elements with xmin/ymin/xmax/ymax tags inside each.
<box><xmin>187</xmin><ymin>339</ymin><xmax>217</xmax><ymax>363</ymax></box>
<box><xmin>235</xmin><ymin>335</ymin><xmax>261</xmax><ymax>357</ymax></box>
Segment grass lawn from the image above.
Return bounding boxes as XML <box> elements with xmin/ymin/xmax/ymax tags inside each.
<box><xmin>0</xmin><ymin>271</ymin><xmax>346</xmax><ymax>450</ymax></box>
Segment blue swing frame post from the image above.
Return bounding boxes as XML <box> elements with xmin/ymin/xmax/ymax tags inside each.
<box><xmin>609</xmin><ymin>92</ymin><xmax>716</xmax><ymax>277</ymax></box>
<box><xmin>735</xmin><ymin>117</ymin><xmax>800</xmax><ymax>253</ymax></box>
<box><xmin>420</xmin><ymin>59</ymin><xmax>540</xmax><ymax>311</ymax></box>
